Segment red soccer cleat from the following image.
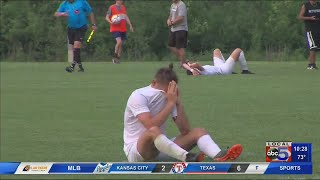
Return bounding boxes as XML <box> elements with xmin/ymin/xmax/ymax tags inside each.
<box><xmin>213</xmin><ymin>144</ymin><xmax>243</xmax><ymax>162</ymax></box>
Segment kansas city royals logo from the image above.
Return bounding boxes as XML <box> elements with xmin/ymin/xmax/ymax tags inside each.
<box><xmin>93</xmin><ymin>163</ymin><xmax>112</xmax><ymax>173</ymax></box>
<box><xmin>172</xmin><ymin>163</ymin><xmax>186</xmax><ymax>174</ymax></box>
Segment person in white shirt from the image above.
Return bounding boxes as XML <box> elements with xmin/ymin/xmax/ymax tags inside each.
<box><xmin>123</xmin><ymin>63</ymin><xmax>243</xmax><ymax>162</ymax></box>
<box><xmin>186</xmin><ymin>48</ymin><xmax>254</xmax><ymax>76</ymax></box>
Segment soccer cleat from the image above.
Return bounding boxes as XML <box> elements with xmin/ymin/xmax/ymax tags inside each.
<box><xmin>213</xmin><ymin>144</ymin><xmax>243</xmax><ymax>162</ymax></box>
<box><xmin>241</xmin><ymin>70</ymin><xmax>254</xmax><ymax>74</ymax></box>
<box><xmin>65</xmin><ymin>66</ymin><xmax>74</xmax><ymax>73</ymax></box>
<box><xmin>185</xmin><ymin>152</ymin><xmax>206</xmax><ymax>162</ymax></box>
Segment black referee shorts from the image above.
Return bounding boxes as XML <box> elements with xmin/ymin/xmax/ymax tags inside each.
<box><xmin>68</xmin><ymin>25</ymin><xmax>88</xmax><ymax>45</ymax></box>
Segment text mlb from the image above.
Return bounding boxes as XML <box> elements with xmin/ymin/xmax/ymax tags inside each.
<box><xmin>67</xmin><ymin>166</ymin><xmax>81</xmax><ymax>171</ymax></box>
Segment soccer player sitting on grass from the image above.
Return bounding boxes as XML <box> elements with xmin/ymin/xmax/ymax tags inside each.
<box><xmin>186</xmin><ymin>48</ymin><xmax>254</xmax><ymax>76</ymax></box>
<box><xmin>123</xmin><ymin>63</ymin><xmax>243</xmax><ymax>162</ymax></box>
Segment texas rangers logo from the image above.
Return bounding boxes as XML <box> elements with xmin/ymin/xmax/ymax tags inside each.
<box><xmin>172</xmin><ymin>163</ymin><xmax>186</xmax><ymax>174</ymax></box>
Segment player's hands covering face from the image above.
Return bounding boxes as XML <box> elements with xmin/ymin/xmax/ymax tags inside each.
<box><xmin>166</xmin><ymin>81</ymin><xmax>178</xmax><ymax>105</ymax></box>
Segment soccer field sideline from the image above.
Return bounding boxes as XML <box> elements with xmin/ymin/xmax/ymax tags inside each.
<box><xmin>0</xmin><ymin>62</ymin><xmax>319</xmax><ymax>179</ymax></box>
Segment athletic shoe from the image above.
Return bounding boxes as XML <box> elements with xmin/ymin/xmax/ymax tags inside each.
<box><xmin>241</xmin><ymin>70</ymin><xmax>254</xmax><ymax>74</ymax></box>
<box><xmin>185</xmin><ymin>152</ymin><xmax>206</xmax><ymax>162</ymax></box>
<box><xmin>65</xmin><ymin>66</ymin><xmax>74</xmax><ymax>73</ymax></box>
<box><xmin>307</xmin><ymin>64</ymin><xmax>318</xmax><ymax>70</ymax></box>
<box><xmin>213</xmin><ymin>144</ymin><xmax>243</xmax><ymax>162</ymax></box>
<box><xmin>112</xmin><ymin>53</ymin><xmax>121</xmax><ymax>64</ymax></box>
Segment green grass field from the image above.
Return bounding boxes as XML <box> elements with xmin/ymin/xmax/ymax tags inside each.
<box><xmin>0</xmin><ymin>61</ymin><xmax>319</xmax><ymax>179</ymax></box>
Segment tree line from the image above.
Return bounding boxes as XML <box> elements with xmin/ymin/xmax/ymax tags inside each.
<box><xmin>0</xmin><ymin>0</ymin><xmax>309</xmax><ymax>62</ymax></box>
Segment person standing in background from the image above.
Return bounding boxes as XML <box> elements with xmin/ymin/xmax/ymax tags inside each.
<box><xmin>106</xmin><ymin>0</ymin><xmax>134</xmax><ymax>64</ymax></box>
<box><xmin>55</xmin><ymin>0</ymin><xmax>97</xmax><ymax>72</ymax></box>
<box><xmin>298</xmin><ymin>0</ymin><xmax>320</xmax><ymax>70</ymax></box>
<box><xmin>167</xmin><ymin>0</ymin><xmax>194</xmax><ymax>74</ymax></box>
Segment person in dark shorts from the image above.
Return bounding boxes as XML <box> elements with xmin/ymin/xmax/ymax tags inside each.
<box><xmin>106</xmin><ymin>0</ymin><xmax>134</xmax><ymax>64</ymax></box>
<box><xmin>55</xmin><ymin>0</ymin><xmax>97</xmax><ymax>72</ymax></box>
<box><xmin>167</xmin><ymin>0</ymin><xmax>195</xmax><ymax>74</ymax></box>
<box><xmin>298</xmin><ymin>0</ymin><xmax>320</xmax><ymax>70</ymax></box>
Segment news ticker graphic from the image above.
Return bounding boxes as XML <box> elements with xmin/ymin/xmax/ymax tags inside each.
<box><xmin>266</xmin><ymin>142</ymin><xmax>312</xmax><ymax>162</ymax></box>
<box><xmin>0</xmin><ymin>162</ymin><xmax>312</xmax><ymax>175</ymax></box>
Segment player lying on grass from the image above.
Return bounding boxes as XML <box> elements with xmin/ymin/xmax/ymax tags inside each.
<box><xmin>123</xmin><ymin>63</ymin><xmax>243</xmax><ymax>162</ymax></box>
<box><xmin>186</xmin><ymin>48</ymin><xmax>254</xmax><ymax>76</ymax></box>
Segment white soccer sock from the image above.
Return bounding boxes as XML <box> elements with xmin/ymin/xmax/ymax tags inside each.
<box><xmin>154</xmin><ymin>134</ymin><xmax>188</xmax><ymax>161</ymax></box>
<box><xmin>68</xmin><ymin>44</ymin><xmax>74</xmax><ymax>63</ymax></box>
<box><xmin>239</xmin><ymin>51</ymin><xmax>249</xmax><ymax>70</ymax></box>
<box><xmin>197</xmin><ymin>135</ymin><xmax>221</xmax><ymax>158</ymax></box>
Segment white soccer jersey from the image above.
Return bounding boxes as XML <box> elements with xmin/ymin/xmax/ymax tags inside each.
<box><xmin>201</xmin><ymin>65</ymin><xmax>223</xmax><ymax>75</ymax></box>
<box><xmin>123</xmin><ymin>85</ymin><xmax>177</xmax><ymax>154</ymax></box>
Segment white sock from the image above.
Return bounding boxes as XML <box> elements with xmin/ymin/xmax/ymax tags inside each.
<box><xmin>68</xmin><ymin>44</ymin><xmax>73</xmax><ymax>63</ymax></box>
<box><xmin>154</xmin><ymin>134</ymin><xmax>188</xmax><ymax>161</ymax></box>
<box><xmin>239</xmin><ymin>51</ymin><xmax>249</xmax><ymax>71</ymax></box>
<box><xmin>197</xmin><ymin>135</ymin><xmax>221</xmax><ymax>158</ymax></box>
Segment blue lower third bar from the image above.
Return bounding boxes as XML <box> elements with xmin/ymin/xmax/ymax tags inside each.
<box><xmin>49</xmin><ymin>163</ymin><xmax>98</xmax><ymax>173</ymax></box>
<box><xmin>185</xmin><ymin>163</ymin><xmax>231</xmax><ymax>174</ymax></box>
<box><xmin>0</xmin><ymin>162</ymin><xmax>20</xmax><ymax>174</ymax></box>
<box><xmin>265</xmin><ymin>162</ymin><xmax>312</xmax><ymax>174</ymax></box>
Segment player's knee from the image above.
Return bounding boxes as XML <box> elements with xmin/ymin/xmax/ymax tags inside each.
<box><xmin>235</xmin><ymin>48</ymin><xmax>242</xmax><ymax>53</ymax></box>
<box><xmin>73</xmin><ymin>41</ymin><xmax>81</xmax><ymax>48</ymax></box>
<box><xmin>148</xmin><ymin>126</ymin><xmax>162</xmax><ymax>139</ymax></box>
<box><xmin>191</xmin><ymin>128</ymin><xmax>208</xmax><ymax>139</ymax></box>
<box><xmin>117</xmin><ymin>41</ymin><xmax>122</xmax><ymax>45</ymax></box>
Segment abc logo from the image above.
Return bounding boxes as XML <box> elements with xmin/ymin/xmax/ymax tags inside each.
<box><xmin>267</xmin><ymin>148</ymin><xmax>279</xmax><ymax>160</ymax></box>
<box><xmin>266</xmin><ymin>147</ymin><xmax>291</xmax><ymax>161</ymax></box>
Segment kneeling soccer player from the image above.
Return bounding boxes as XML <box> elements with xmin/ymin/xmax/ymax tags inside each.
<box><xmin>186</xmin><ymin>48</ymin><xmax>254</xmax><ymax>76</ymax></box>
<box><xmin>123</xmin><ymin>63</ymin><xmax>243</xmax><ymax>162</ymax></box>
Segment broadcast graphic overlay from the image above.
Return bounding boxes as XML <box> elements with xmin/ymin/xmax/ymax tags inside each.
<box><xmin>0</xmin><ymin>142</ymin><xmax>312</xmax><ymax>175</ymax></box>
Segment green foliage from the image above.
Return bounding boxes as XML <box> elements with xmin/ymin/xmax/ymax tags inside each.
<box><xmin>0</xmin><ymin>0</ymin><xmax>310</xmax><ymax>61</ymax></box>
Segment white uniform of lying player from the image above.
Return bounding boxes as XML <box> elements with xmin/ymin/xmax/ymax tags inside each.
<box><xmin>187</xmin><ymin>48</ymin><xmax>254</xmax><ymax>76</ymax></box>
<box><xmin>123</xmin><ymin>64</ymin><xmax>243</xmax><ymax>162</ymax></box>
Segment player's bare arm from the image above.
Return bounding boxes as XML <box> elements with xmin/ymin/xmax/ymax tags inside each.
<box><xmin>54</xmin><ymin>12</ymin><xmax>68</xmax><ymax>17</ymax></box>
<box><xmin>106</xmin><ymin>15</ymin><xmax>112</xmax><ymax>24</ymax></box>
<box><xmin>188</xmin><ymin>62</ymin><xmax>205</xmax><ymax>71</ymax></box>
<box><xmin>137</xmin><ymin>81</ymin><xmax>178</xmax><ymax>129</ymax></box>
<box><xmin>171</xmin><ymin>15</ymin><xmax>184</xmax><ymax>25</ymax></box>
<box><xmin>89</xmin><ymin>12</ymin><xmax>97</xmax><ymax>30</ymax></box>
<box><xmin>106</xmin><ymin>7</ymin><xmax>112</xmax><ymax>24</ymax></box>
<box><xmin>174</xmin><ymin>103</ymin><xmax>191</xmax><ymax>136</ymax></box>
<box><xmin>125</xmin><ymin>15</ymin><xmax>134</xmax><ymax>32</ymax></box>
<box><xmin>173</xmin><ymin>87</ymin><xmax>190</xmax><ymax>135</ymax></box>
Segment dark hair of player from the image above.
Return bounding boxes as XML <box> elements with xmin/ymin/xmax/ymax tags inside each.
<box><xmin>154</xmin><ymin>63</ymin><xmax>178</xmax><ymax>84</ymax></box>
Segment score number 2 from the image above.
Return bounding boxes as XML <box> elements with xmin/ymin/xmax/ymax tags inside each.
<box><xmin>162</xmin><ymin>165</ymin><xmax>165</xmax><ymax>172</ymax></box>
